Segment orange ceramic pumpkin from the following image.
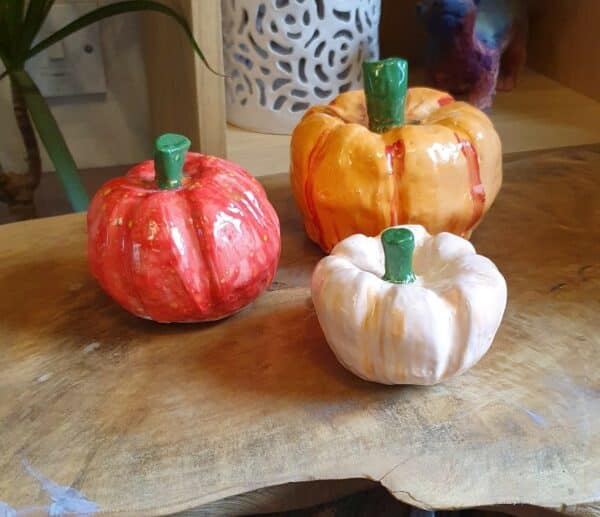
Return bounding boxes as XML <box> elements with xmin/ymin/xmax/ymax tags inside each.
<box><xmin>290</xmin><ymin>58</ymin><xmax>502</xmax><ymax>252</ymax></box>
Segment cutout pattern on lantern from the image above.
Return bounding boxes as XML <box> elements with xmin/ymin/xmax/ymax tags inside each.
<box><xmin>222</xmin><ymin>0</ymin><xmax>381</xmax><ymax>134</ymax></box>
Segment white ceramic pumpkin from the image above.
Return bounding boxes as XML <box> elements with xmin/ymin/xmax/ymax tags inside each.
<box><xmin>311</xmin><ymin>225</ymin><xmax>507</xmax><ymax>385</ymax></box>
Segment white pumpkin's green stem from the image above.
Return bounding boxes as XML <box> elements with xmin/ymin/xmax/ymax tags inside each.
<box><xmin>154</xmin><ymin>133</ymin><xmax>191</xmax><ymax>190</ymax></box>
<box><xmin>382</xmin><ymin>228</ymin><xmax>416</xmax><ymax>284</ymax></box>
<box><xmin>363</xmin><ymin>57</ymin><xmax>408</xmax><ymax>133</ymax></box>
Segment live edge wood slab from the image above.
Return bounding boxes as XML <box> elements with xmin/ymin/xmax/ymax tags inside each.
<box><xmin>0</xmin><ymin>145</ymin><xmax>598</xmax><ymax>516</ymax></box>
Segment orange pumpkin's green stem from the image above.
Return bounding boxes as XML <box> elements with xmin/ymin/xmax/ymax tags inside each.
<box><xmin>382</xmin><ymin>227</ymin><xmax>416</xmax><ymax>284</ymax></box>
<box><xmin>154</xmin><ymin>133</ymin><xmax>191</xmax><ymax>190</ymax></box>
<box><xmin>363</xmin><ymin>58</ymin><xmax>408</xmax><ymax>133</ymax></box>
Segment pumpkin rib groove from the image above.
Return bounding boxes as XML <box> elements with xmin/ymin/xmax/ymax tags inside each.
<box><xmin>311</xmin><ymin>105</ymin><xmax>355</xmax><ymax>124</ymax></box>
<box><xmin>384</xmin><ymin>139</ymin><xmax>406</xmax><ymax>226</ymax></box>
<box><xmin>121</xmin><ymin>192</ymin><xmax>150</xmax><ymax>318</ymax></box>
<box><xmin>192</xmin><ymin>174</ymin><xmax>228</xmax><ymax>306</ymax></box>
<box><xmin>182</xmin><ymin>184</ymin><xmax>220</xmax><ymax>314</ymax></box>
<box><xmin>304</xmin><ymin>128</ymin><xmax>333</xmax><ymax>249</ymax></box>
<box><xmin>106</xmin><ymin>187</ymin><xmax>148</xmax><ymax>317</ymax></box>
<box><xmin>454</xmin><ymin>132</ymin><xmax>486</xmax><ymax>236</ymax></box>
<box><xmin>134</xmin><ymin>192</ymin><xmax>186</xmax><ymax>321</ymax></box>
<box><xmin>159</xmin><ymin>190</ymin><xmax>210</xmax><ymax>317</ymax></box>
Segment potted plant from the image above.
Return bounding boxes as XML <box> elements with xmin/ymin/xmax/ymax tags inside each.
<box><xmin>0</xmin><ymin>0</ymin><xmax>216</xmax><ymax>220</ymax></box>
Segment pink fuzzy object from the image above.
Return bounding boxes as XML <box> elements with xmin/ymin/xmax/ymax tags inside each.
<box><xmin>418</xmin><ymin>0</ymin><xmax>527</xmax><ymax>109</ymax></box>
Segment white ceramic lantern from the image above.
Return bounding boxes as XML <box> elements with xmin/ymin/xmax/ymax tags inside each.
<box><xmin>222</xmin><ymin>0</ymin><xmax>381</xmax><ymax>134</ymax></box>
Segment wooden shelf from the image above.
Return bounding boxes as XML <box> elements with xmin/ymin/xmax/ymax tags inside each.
<box><xmin>225</xmin><ymin>124</ymin><xmax>290</xmax><ymax>179</ymax></box>
<box><xmin>226</xmin><ymin>69</ymin><xmax>600</xmax><ymax>177</ymax></box>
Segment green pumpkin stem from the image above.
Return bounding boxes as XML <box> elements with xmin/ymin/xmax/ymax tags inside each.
<box><xmin>363</xmin><ymin>58</ymin><xmax>408</xmax><ymax>133</ymax></box>
<box><xmin>154</xmin><ymin>133</ymin><xmax>191</xmax><ymax>190</ymax></box>
<box><xmin>382</xmin><ymin>227</ymin><xmax>416</xmax><ymax>284</ymax></box>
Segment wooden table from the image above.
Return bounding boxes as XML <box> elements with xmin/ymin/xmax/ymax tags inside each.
<box><xmin>1</xmin><ymin>145</ymin><xmax>598</xmax><ymax>516</ymax></box>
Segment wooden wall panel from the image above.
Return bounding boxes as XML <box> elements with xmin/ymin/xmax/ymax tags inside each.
<box><xmin>379</xmin><ymin>0</ymin><xmax>426</xmax><ymax>68</ymax></box>
<box><xmin>141</xmin><ymin>0</ymin><xmax>226</xmax><ymax>157</ymax></box>
<box><xmin>526</xmin><ymin>0</ymin><xmax>600</xmax><ymax>102</ymax></box>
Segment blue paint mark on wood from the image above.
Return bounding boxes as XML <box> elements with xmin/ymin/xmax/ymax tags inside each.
<box><xmin>15</xmin><ymin>505</ymin><xmax>50</xmax><ymax>516</ymax></box>
<box><xmin>0</xmin><ymin>501</ymin><xmax>17</xmax><ymax>517</ymax></box>
<box><xmin>0</xmin><ymin>461</ymin><xmax>99</xmax><ymax>517</ymax></box>
<box><xmin>22</xmin><ymin>460</ymin><xmax>99</xmax><ymax>516</ymax></box>
<box><xmin>521</xmin><ymin>408</ymin><xmax>546</xmax><ymax>427</ymax></box>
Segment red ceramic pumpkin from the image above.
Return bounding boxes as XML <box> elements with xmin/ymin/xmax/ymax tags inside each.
<box><xmin>87</xmin><ymin>134</ymin><xmax>280</xmax><ymax>323</ymax></box>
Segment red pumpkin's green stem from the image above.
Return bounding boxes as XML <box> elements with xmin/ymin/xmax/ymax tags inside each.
<box><xmin>363</xmin><ymin>58</ymin><xmax>408</xmax><ymax>133</ymax></box>
<box><xmin>154</xmin><ymin>133</ymin><xmax>191</xmax><ymax>189</ymax></box>
<box><xmin>382</xmin><ymin>227</ymin><xmax>416</xmax><ymax>284</ymax></box>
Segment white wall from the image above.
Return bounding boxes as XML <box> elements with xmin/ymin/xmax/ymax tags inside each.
<box><xmin>0</xmin><ymin>4</ymin><xmax>152</xmax><ymax>174</ymax></box>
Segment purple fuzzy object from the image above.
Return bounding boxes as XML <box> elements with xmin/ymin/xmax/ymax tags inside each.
<box><xmin>417</xmin><ymin>0</ymin><xmax>527</xmax><ymax>109</ymax></box>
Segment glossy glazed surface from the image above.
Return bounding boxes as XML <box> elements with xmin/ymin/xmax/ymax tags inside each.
<box><xmin>87</xmin><ymin>153</ymin><xmax>281</xmax><ymax>323</ymax></box>
<box><xmin>290</xmin><ymin>87</ymin><xmax>502</xmax><ymax>252</ymax></box>
<box><xmin>311</xmin><ymin>225</ymin><xmax>507</xmax><ymax>385</ymax></box>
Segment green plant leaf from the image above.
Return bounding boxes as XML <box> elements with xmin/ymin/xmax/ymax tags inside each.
<box><xmin>0</xmin><ymin>46</ymin><xmax>8</xmax><ymax>72</ymax></box>
<box><xmin>0</xmin><ymin>4</ymin><xmax>14</xmax><ymax>63</ymax></box>
<box><xmin>25</xmin><ymin>0</ymin><xmax>223</xmax><ymax>75</ymax></box>
<box><xmin>1</xmin><ymin>0</ymin><xmax>26</xmax><ymax>58</ymax></box>
<box><xmin>11</xmin><ymin>68</ymin><xmax>89</xmax><ymax>211</ymax></box>
<box><xmin>0</xmin><ymin>1</ymin><xmax>56</xmax><ymax>66</ymax></box>
<box><xmin>20</xmin><ymin>0</ymin><xmax>56</xmax><ymax>57</ymax></box>
<box><xmin>11</xmin><ymin>0</ymin><xmax>26</xmax><ymax>22</ymax></box>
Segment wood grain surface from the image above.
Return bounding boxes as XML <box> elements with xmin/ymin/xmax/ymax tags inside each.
<box><xmin>0</xmin><ymin>145</ymin><xmax>599</xmax><ymax>516</ymax></box>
